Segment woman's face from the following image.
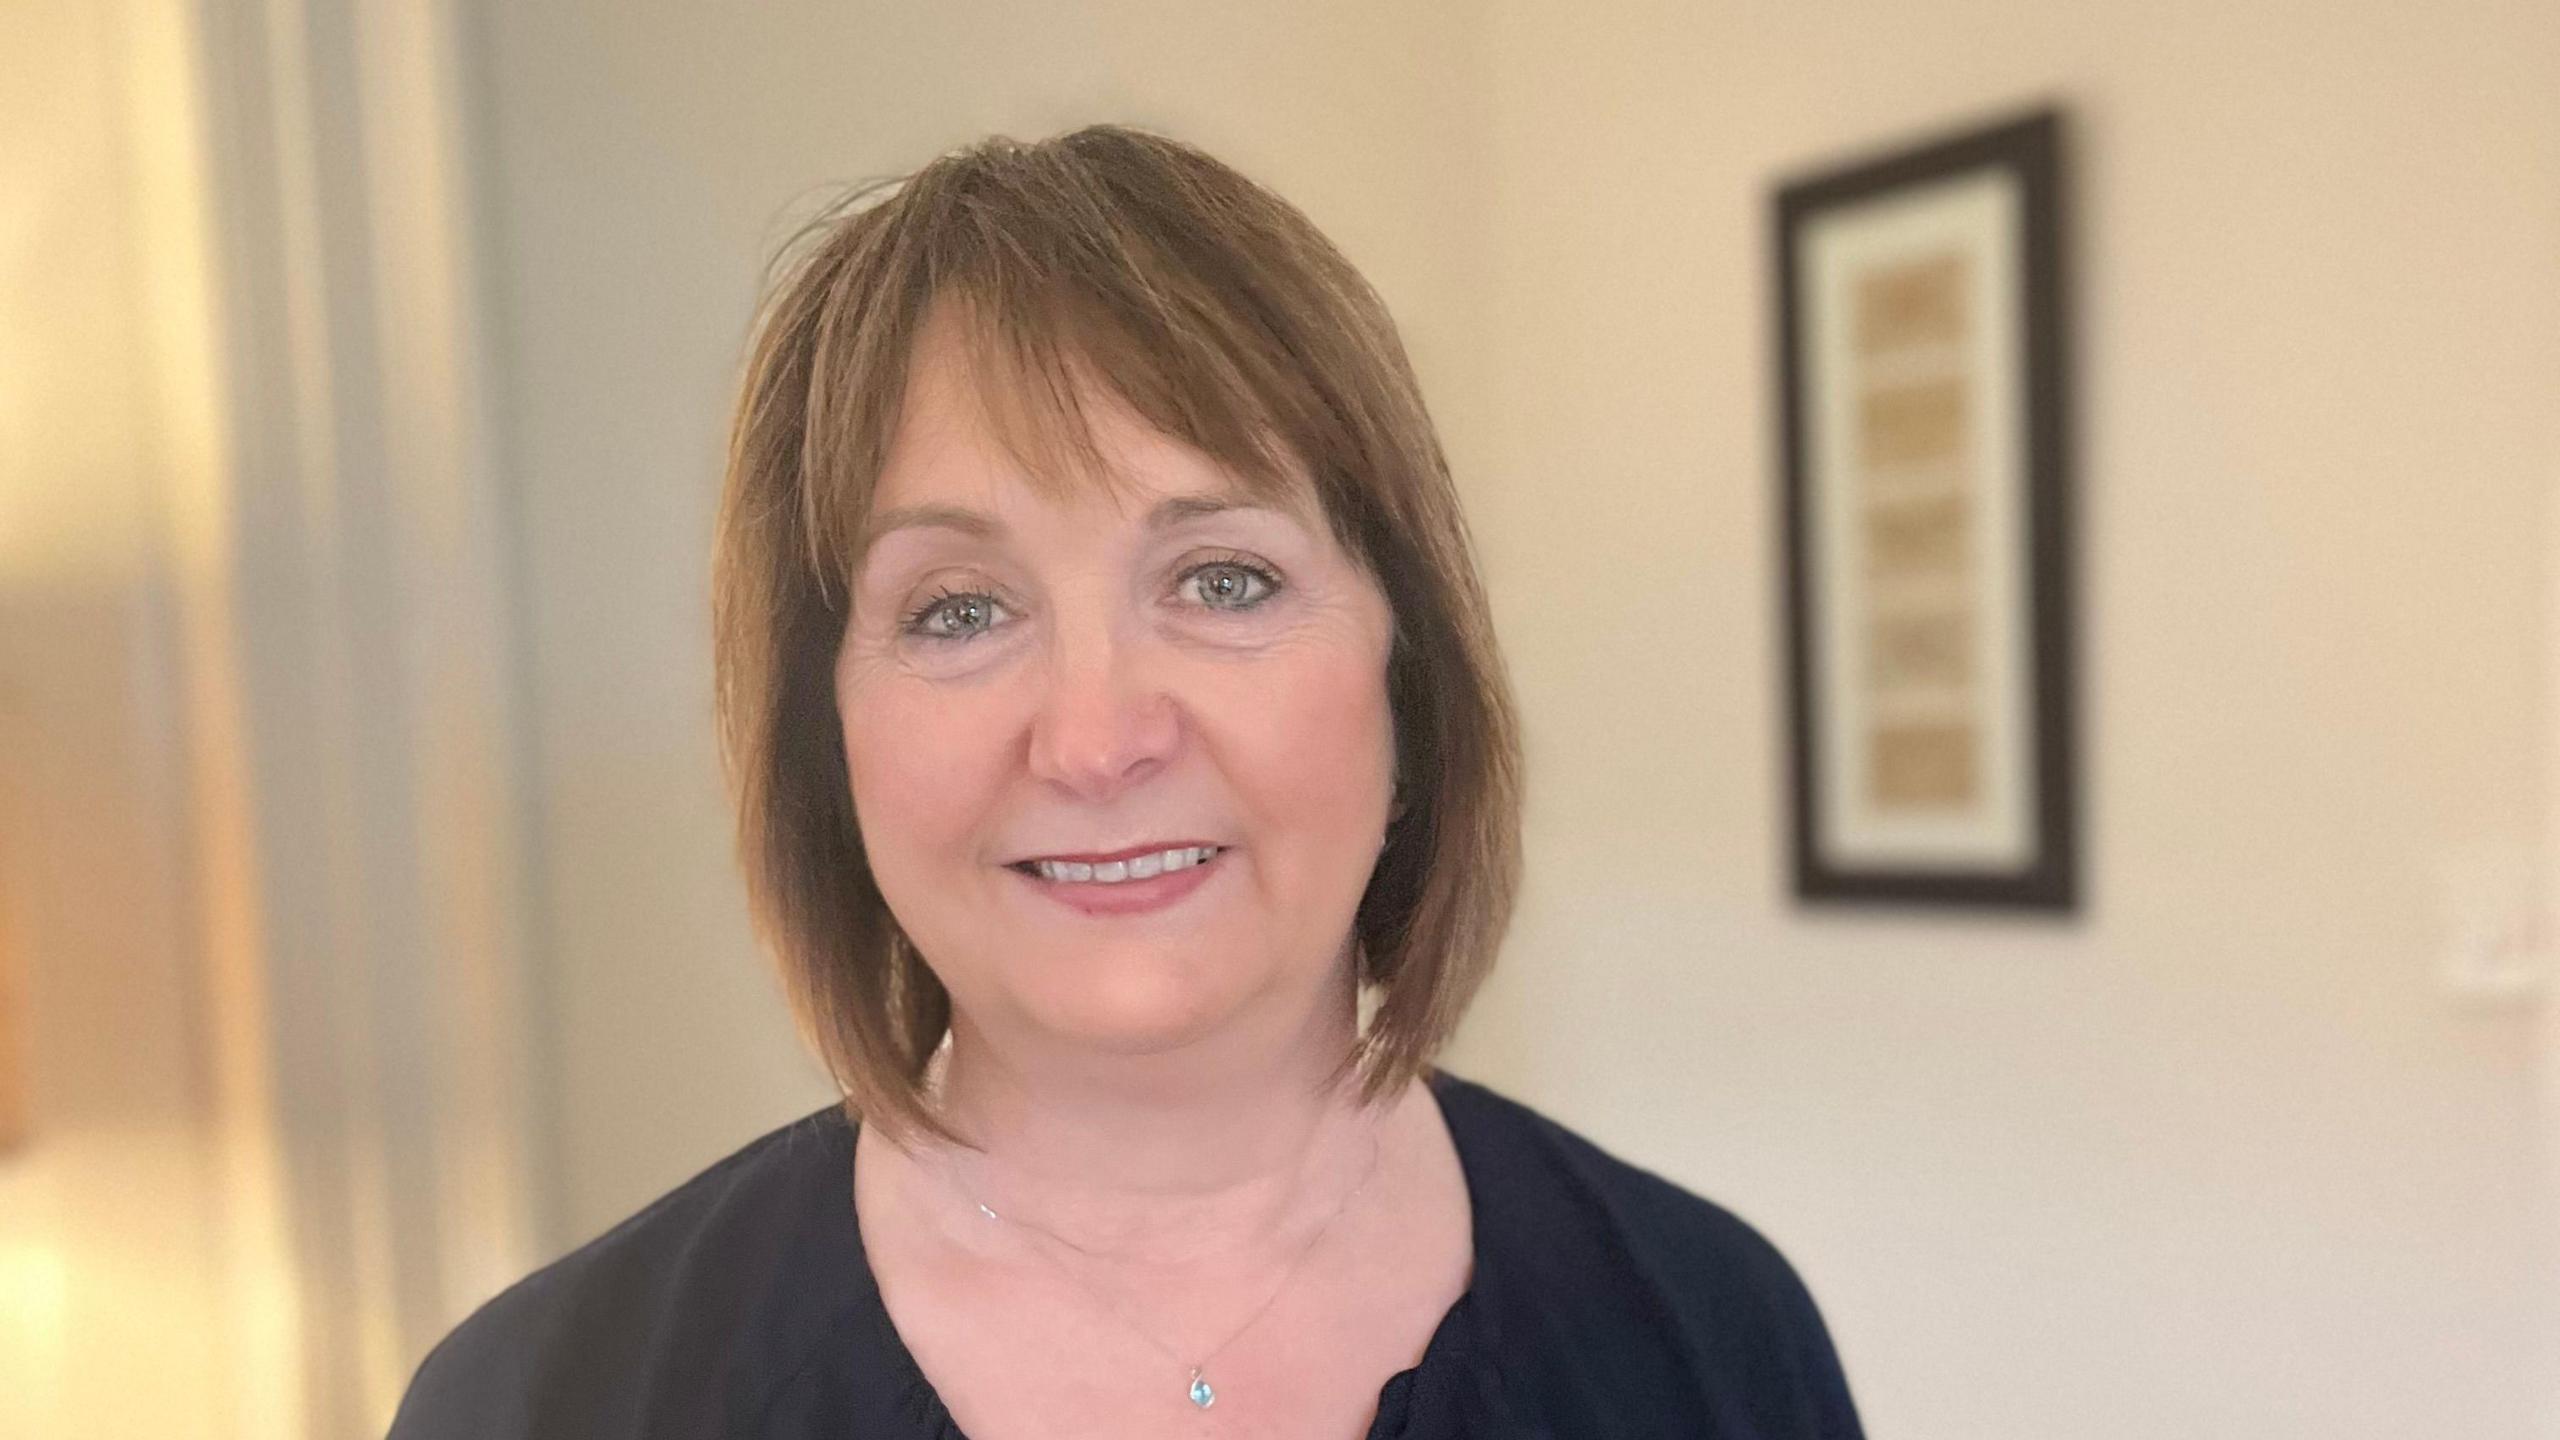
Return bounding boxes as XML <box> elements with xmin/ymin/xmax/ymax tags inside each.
<box><xmin>835</xmin><ymin>324</ymin><xmax>1398</xmax><ymax>1061</ymax></box>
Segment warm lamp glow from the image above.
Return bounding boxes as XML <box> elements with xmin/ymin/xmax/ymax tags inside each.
<box><xmin>0</xmin><ymin>1235</ymin><xmax>70</xmax><ymax>1435</ymax></box>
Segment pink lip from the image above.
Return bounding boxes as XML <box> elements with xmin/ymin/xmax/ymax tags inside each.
<box><xmin>1008</xmin><ymin>847</ymin><xmax>1227</xmax><ymax>917</ymax></box>
<box><xmin>1012</xmin><ymin>840</ymin><xmax>1221</xmax><ymax>865</ymax></box>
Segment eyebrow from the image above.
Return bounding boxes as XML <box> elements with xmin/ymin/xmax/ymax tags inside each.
<box><xmin>857</xmin><ymin>493</ymin><xmax>1296</xmax><ymax>568</ymax></box>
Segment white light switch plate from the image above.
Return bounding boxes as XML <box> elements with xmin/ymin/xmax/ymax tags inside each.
<box><xmin>2436</xmin><ymin>842</ymin><xmax>2552</xmax><ymax>1009</ymax></box>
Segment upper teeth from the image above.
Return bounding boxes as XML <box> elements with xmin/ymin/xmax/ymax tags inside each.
<box><xmin>1033</xmin><ymin>846</ymin><xmax>1219</xmax><ymax>885</ymax></box>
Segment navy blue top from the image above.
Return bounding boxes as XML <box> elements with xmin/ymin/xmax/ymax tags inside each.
<box><xmin>387</xmin><ymin>1070</ymin><xmax>1864</xmax><ymax>1438</ymax></box>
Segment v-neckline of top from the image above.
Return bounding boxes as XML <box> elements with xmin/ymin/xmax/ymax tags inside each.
<box><xmin>836</xmin><ymin>1067</ymin><xmax>1508</xmax><ymax>1438</ymax></box>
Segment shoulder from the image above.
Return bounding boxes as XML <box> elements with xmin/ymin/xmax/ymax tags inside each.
<box><xmin>1429</xmin><ymin>1069</ymin><xmax>1864</xmax><ymax>1438</ymax></box>
<box><xmin>1429</xmin><ymin>1069</ymin><xmax>1813</xmax><ymax>1297</ymax></box>
<box><xmin>387</xmin><ymin>1104</ymin><xmax>864</xmax><ymax>1440</ymax></box>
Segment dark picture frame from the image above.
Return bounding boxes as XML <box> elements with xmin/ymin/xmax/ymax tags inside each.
<box><xmin>1773</xmin><ymin>108</ymin><xmax>2078</xmax><ymax>911</ymax></box>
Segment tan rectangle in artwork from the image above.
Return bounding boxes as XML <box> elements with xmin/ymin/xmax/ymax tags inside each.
<box><xmin>1866</xmin><ymin>607</ymin><xmax>1974</xmax><ymax>691</ymax></box>
<box><xmin>1860</xmin><ymin>489</ymin><xmax>1971</xmax><ymax>583</ymax></box>
<box><xmin>1868</xmin><ymin>720</ymin><xmax>1980</xmax><ymax>810</ymax></box>
<box><xmin>1855</xmin><ymin>251</ymin><xmax>1970</xmax><ymax>355</ymax></box>
<box><xmin>1858</xmin><ymin>376</ymin><xmax>1968</xmax><ymax>470</ymax></box>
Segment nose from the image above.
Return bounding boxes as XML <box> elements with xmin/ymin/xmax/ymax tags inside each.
<box><xmin>1025</xmin><ymin>614</ymin><xmax>1180</xmax><ymax>801</ymax></box>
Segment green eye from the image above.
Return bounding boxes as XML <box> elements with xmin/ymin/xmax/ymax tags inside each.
<box><xmin>903</xmin><ymin>589</ymin><xmax>1005</xmax><ymax>641</ymax></box>
<box><xmin>1186</xmin><ymin>560</ymin><xmax>1279</xmax><ymax>611</ymax></box>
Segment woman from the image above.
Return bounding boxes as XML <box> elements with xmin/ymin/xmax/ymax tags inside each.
<box><xmin>390</xmin><ymin>125</ymin><xmax>1862</xmax><ymax>1439</ymax></box>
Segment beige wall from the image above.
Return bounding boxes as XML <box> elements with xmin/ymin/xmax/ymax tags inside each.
<box><xmin>463</xmin><ymin>1</ymin><xmax>2559</xmax><ymax>1435</ymax></box>
<box><xmin>1458</xmin><ymin>1</ymin><xmax>2560</xmax><ymax>1436</ymax></box>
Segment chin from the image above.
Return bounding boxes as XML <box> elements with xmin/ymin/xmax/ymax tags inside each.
<box><xmin>1007</xmin><ymin>948</ymin><xmax>1267</xmax><ymax>1058</ymax></box>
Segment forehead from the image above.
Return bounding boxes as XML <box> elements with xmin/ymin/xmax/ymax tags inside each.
<box><xmin>862</xmin><ymin>303</ymin><xmax>1323</xmax><ymax>537</ymax></box>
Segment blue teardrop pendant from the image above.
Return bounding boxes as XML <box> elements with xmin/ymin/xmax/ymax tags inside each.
<box><xmin>1188</xmin><ymin>1370</ymin><xmax>1215</xmax><ymax>1409</ymax></box>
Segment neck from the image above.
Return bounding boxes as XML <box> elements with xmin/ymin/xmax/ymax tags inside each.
<box><xmin>923</xmin><ymin>961</ymin><xmax>1377</xmax><ymax>1260</ymax></box>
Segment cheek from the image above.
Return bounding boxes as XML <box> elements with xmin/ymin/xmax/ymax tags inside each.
<box><xmin>837</xmin><ymin>663</ymin><xmax>1010</xmax><ymax>870</ymax></box>
<box><xmin>1219</xmin><ymin>645</ymin><xmax>1398</xmax><ymax>853</ymax></box>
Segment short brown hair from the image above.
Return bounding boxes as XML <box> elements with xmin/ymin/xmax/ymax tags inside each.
<box><xmin>712</xmin><ymin>124</ymin><xmax>1521</xmax><ymax>1142</ymax></box>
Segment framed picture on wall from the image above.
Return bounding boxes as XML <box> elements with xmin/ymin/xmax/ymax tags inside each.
<box><xmin>1772</xmin><ymin>108</ymin><xmax>2078</xmax><ymax>911</ymax></box>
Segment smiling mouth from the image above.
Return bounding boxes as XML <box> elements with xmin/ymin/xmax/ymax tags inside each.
<box><xmin>1006</xmin><ymin>844</ymin><xmax>1227</xmax><ymax>886</ymax></box>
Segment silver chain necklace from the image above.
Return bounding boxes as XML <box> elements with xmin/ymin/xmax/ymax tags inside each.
<box><xmin>949</xmin><ymin>1124</ymin><xmax>1383</xmax><ymax>1411</ymax></box>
